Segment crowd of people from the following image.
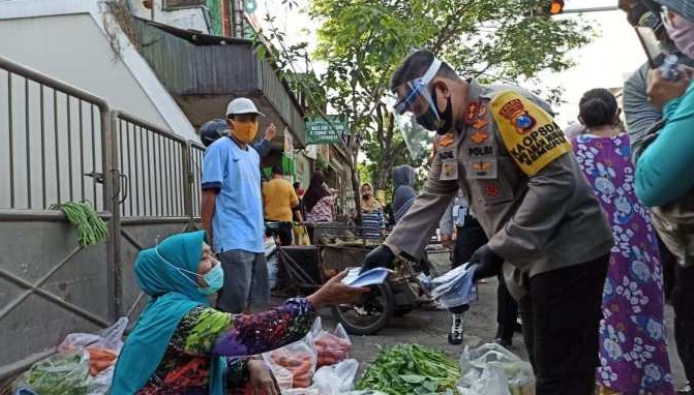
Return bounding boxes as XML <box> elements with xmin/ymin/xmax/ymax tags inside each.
<box><xmin>104</xmin><ymin>0</ymin><xmax>694</xmax><ymax>394</ymax></box>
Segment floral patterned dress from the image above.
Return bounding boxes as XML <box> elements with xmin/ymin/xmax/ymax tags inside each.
<box><xmin>136</xmin><ymin>298</ymin><xmax>315</xmax><ymax>395</ymax></box>
<box><xmin>572</xmin><ymin>133</ymin><xmax>673</xmax><ymax>395</ymax></box>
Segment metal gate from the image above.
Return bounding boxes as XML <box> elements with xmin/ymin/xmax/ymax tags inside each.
<box><xmin>0</xmin><ymin>55</ymin><xmax>206</xmax><ymax>380</ymax></box>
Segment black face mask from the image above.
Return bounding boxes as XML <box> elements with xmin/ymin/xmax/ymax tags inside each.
<box><xmin>417</xmin><ymin>89</ymin><xmax>453</xmax><ymax>135</ymax></box>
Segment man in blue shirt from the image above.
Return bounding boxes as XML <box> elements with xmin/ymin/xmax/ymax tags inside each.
<box><xmin>201</xmin><ymin>97</ymin><xmax>273</xmax><ymax>313</ymax></box>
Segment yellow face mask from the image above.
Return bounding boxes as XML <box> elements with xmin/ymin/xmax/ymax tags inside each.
<box><xmin>230</xmin><ymin>120</ymin><xmax>259</xmax><ymax>144</ymax></box>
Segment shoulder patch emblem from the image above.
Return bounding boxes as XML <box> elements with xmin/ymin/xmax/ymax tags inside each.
<box><xmin>491</xmin><ymin>91</ymin><xmax>571</xmax><ymax>176</ymax></box>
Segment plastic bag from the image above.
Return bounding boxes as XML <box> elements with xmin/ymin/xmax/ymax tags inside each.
<box><xmin>264</xmin><ymin>335</ymin><xmax>317</xmax><ymax>388</ymax></box>
<box><xmin>338</xmin><ymin>392</ymin><xmax>389</xmax><ymax>395</ymax></box>
<box><xmin>270</xmin><ymin>364</ymin><xmax>294</xmax><ymax>391</ymax></box>
<box><xmin>59</xmin><ymin>317</ymin><xmax>129</xmax><ymax>354</ymax></box>
<box><xmin>311</xmin><ymin>359</ymin><xmax>359</xmax><ymax>395</ymax></box>
<box><xmin>429</xmin><ymin>264</ymin><xmax>477</xmax><ymax>309</ymax></box>
<box><xmin>13</xmin><ymin>348</ymin><xmax>92</xmax><ymax>395</ymax></box>
<box><xmin>281</xmin><ymin>389</ymin><xmax>319</xmax><ymax>395</ymax></box>
<box><xmin>458</xmin><ymin>343</ymin><xmax>535</xmax><ymax>395</ymax></box>
<box><xmin>87</xmin><ymin>365</ymin><xmax>114</xmax><ymax>395</ymax></box>
<box><xmin>311</xmin><ymin>317</ymin><xmax>352</xmax><ymax>367</ymax></box>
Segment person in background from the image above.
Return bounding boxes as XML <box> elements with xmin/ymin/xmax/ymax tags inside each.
<box><xmin>111</xmin><ymin>231</ymin><xmax>368</xmax><ymax>395</ymax></box>
<box><xmin>263</xmin><ymin>164</ymin><xmax>303</xmax><ymax>246</ymax></box>
<box><xmin>303</xmin><ymin>172</ymin><xmax>335</xmax><ymax>243</ymax></box>
<box><xmin>304</xmin><ymin>171</ymin><xmax>335</xmax><ymax>224</ymax></box>
<box><xmin>620</xmin><ymin>3</ymin><xmax>693</xmax><ymax>393</ymax></box>
<box><xmin>201</xmin><ymin>98</ymin><xmax>270</xmax><ymax>314</ymax></box>
<box><xmin>293</xmin><ymin>181</ymin><xmax>306</xmax><ymax>219</ymax></box>
<box><xmin>439</xmin><ymin>190</ymin><xmax>483</xmax><ymax>345</ymax></box>
<box><xmin>199</xmin><ymin>118</ymin><xmax>276</xmax><ymax>157</ymax></box>
<box><xmin>392</xmin><ymin>165</ymin><xmax>417</xmax><ymax>224</ymax></box>
<box><xmin>634</xmin><ymin>2</ymin><xmax>694</xmax><ymax>391</ymax></box>
<box><xmin>572</xmin><ymin>88</ymin><xmax>674</xmax><ymax>395</ymax></box>
<box><xmin>360</xmin><ymin>183</ymin><xmax>386</xmax><ymax>239</ymax></box>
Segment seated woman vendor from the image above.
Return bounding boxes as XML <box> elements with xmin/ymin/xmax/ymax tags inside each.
<box><xmin>111</xmin><ymin>230</ymin><xmax>368</xmax><ymax>395</ymax></box>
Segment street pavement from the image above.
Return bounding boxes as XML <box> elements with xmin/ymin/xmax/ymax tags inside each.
<box><xmin>318</xmin><ymin>248</ymin><xmax>688</xmax><ymax>389</ymax></box>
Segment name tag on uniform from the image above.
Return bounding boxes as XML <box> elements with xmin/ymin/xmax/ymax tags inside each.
<box><xmin>438</xmin><ymin>147</ymin><xmax>458</xmax><ymax>181</ymax></box>
<box><xmin>467</xmin><ymin>158</ymin><xmax>498</xmax><ymax>179</ymax></box>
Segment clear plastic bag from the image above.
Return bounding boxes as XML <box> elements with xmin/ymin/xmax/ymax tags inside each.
<box><xmin>311</xmin><ymin>359</ymin><xmax>359</xmax><ymax>395</ymax></box>
<box><xmin>270</xmin><ymin>364</ymin><xmax>294</xmax><ymax>391</ymax></box>
<box><xmin>458</xmin><ymin>343</ymin><xmax>535</xmax><ymax>395</ymax></box>
<box><xmin>59</xmin><ymin>317</ymin><xmax>129</xmax><ymax>354</ymax></box>
<box><xmin>311</xmin><ymin>317</ymin><xmax>352</xmax><ymax>367</ymax></box>
<box><xmin>281</xmin><ymin>389</ymin><xmax>319</xmax><ymax>395</ymax></box>
<box><xmin>13</xmin><ymin>348</ymin><xmax>93</xmax><ymax>395</ymax></box>
<box><xmin>86</xmin><ymin>365</ymin><xmax>114</xmax><ymax>395</ymax></box>
<box><xmin>264</xmin><ymin>335</ymin><xmax>317</xmax><ymax>389</ymax></box>
<box><xmin>429</xmin><ymin>264</ymin><xmax>477</xmax><ymax>309</ymax></box>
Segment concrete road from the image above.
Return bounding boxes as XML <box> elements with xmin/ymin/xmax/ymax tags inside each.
<box><xmin>317</xmin><ymin>248</ymin><xmax>688</xmax><ymax>389</ymax></box>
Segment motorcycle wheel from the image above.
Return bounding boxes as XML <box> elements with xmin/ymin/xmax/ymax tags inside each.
<box><xmin>331</xmin><ymin>282</ymin><xmax>394</xmax><ymax>336</ymax></box>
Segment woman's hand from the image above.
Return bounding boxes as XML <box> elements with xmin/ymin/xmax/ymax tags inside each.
<box><xmin>247</xmin><ymin>359</ymin><xmax>280</xmax><ymax>395</ymax></box>
<box><xmin>647</xmin><ymin>67</ymin><xmax>693</xmax><ymax>109</ymax></box>
<box><xmin>307</xmin><ymin>270</ymin><xmax>369</xmax><ymax>309</ymax></box>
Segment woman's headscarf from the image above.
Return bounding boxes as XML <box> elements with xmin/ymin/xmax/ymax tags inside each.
<box><xmin>111</xmin><ymin>231</ymin><xmax>226</xmax><ymax>395</ymax></box>
<box><xmin>361</xmin><ymin>182</ymin><xmax>381</xmax><ymax>212</ymax></box>
<box><xmin>392</xmin><ymin>166</ymin><xmax>417</xmax><ymax>223</ymax></box>
<box><xmin>304</xmin><ymin>172</ymin><xmax>331</xmax><ymax>213</ymax></box>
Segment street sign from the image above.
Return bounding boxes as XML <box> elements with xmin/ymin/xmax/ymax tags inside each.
<box><xmin>306</xmin><ymin>116</ymin><xmax>348</xmax><ymax>145</ymax></box>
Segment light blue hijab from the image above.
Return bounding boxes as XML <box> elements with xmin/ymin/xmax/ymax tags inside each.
<box><xmin>111</xmin><ymin>231</ymin><xmax>226</xmax><ymax>395</ymax></box>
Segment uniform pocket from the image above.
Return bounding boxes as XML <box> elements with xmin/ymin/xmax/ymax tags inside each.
<box><xmin>466</xmin><ymin>157</ymin><xmax>514</xmax><ymax>205</ymax></box>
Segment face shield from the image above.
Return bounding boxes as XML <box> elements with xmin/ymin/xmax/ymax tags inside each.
<box><xmin>392</xmin><ymin>58</ymin><xmax>448</xmax><ymax>159</ymax></box>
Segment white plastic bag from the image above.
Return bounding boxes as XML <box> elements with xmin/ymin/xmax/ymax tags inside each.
<box><xmin>87</xmin><ymin>365</ymin><xmax>114</xmax><ymax>395</ymax></box>
<box><xmin>458</xmin><ymin>343</ymin><xmax>535</xmax><ymax>395</ymax></box>
<box><xmin>429</xmin><ymin>265</ymin><xmax>477</xmax><ymax>308</ymax></box>
<box><xmin>264</xmin><ymin>335</ymin><xmax>317</xmax><ymax>388</ymax></box>
<box><xmin>281</xmin><ymin>389</ymin><xmax>319</xmax><ymax>395</ymax></box>
<box><xmin>59</xmin><ymin>317</ymin><xmax>129</xmax><ymax>354</ymax></box>
<box><xmin>310</xmin><ymin>359</ymin><xmax>359</xmax><ymax>395</ymax></box>
<box><xmin>270</xmin><ymin>364</ymin><xmax>294</xmax><ymax>391</ymax></box>
<box><xmin>311</xmin><ymin>317</ymin><xmax>352</xmax><ymax>367</ymax></box>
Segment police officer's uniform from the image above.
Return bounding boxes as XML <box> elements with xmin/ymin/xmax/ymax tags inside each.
<box><xmin>385</xmin><ymin>80</ymin><xmax>613</xmax><ymax>394</ymax></box>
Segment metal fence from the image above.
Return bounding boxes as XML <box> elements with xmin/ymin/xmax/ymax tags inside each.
<box><xmin>0</xmin><ymin>55</ymin><xmax>205</xmax><ymax>381</ymax></box>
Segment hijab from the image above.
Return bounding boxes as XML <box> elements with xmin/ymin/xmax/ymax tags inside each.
<box><xmin>392</xmin><ymin>166</ymin><xmax>417</xmax><ymax>223</ymax></box>
<box><xmin>111</xmin><ymin>231</ymin><xmax>226</xmax><ymax>395</ymax></box>
<box><xmin>304</xmin><ymin>172</ymin><xmax>331</xmax><ymax>213</ymax></box>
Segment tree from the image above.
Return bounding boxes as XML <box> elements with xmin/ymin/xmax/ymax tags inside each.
<box><xmin>309</xmin><ymin>0</ymin><xmax>593</xmax><ymax>194</ymax></box>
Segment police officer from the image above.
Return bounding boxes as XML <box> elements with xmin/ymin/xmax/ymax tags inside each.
<box><xmin>362</xmin><ymin>50</ymin><xmax>613</xmax><ymax>395</ymax></box>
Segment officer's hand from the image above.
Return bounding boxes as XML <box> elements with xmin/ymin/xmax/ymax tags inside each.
<box><xmin>464</xmin><ymin>245</ymin><xmax>504</xmax><ymax>283</ymax></box>
<box><xmin>361</xmin><ymin>245</ymin><xmax>396</xmax><ymax>273</ymax></box>
<box><xmin>647</xmin><ymin>67</ymin><xmax>692</xmax><ymax>109</ymax></box>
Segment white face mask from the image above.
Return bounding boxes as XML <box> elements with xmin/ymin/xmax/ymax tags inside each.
<box><xmin>664</xmin><ymin>11</ymin><xmax>694</xmax><ymax>59</ymax></box>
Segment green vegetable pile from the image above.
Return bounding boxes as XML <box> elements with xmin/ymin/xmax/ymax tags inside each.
<box><xmin>356</xmin><ymin>344</ymin><xmax>461</xmax><ymax>395</ymax></box>
<box><xmin>51</xmin><ymin>201</ymin><xmax>108</xmax><ymax>247</ymax></box>
<box><xmin>17</xmin><ymin>350</ymin><xmax>91</xmax><ymax>395</ymax></box>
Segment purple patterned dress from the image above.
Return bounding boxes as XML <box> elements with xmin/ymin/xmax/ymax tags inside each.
<box><xmin>572</xmin><ymin>133</ymin><xmax>673</xmax><ymax>395</ymax></box>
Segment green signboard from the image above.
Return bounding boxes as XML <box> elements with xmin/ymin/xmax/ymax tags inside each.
<box><xmin>305</xmin><ymin>116</ymin><xmax>348</xmax><ymax>145</ymax></box>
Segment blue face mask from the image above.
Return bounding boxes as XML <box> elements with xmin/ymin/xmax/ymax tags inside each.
<box><xmin>198</xmin><ymin>263</ymin><xmax>224</xmax><ymax>295</ymax></box>
<box><xmin>156</xmin><ymin>248</ymin><xmax>225</xmax><ymax>295</ymax></box>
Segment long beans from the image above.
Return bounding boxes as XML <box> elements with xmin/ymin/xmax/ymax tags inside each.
<box><xmin>51</xmin><ymin>201</ymin><xmax>108</xmax><ymax>247</ymax></box>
